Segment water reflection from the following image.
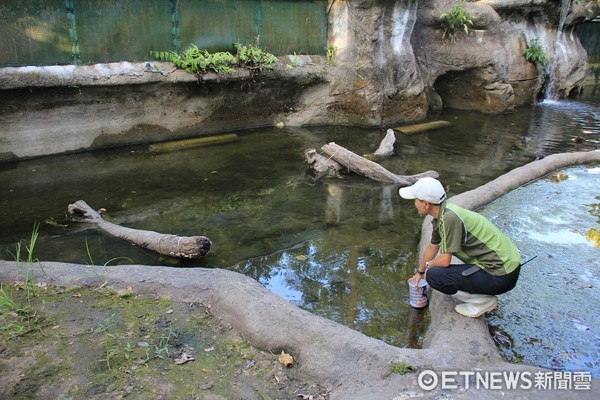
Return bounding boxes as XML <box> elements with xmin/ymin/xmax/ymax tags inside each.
<box><xmin>524</xmin><ymin>100</ymin><xmax>600</xmax><ymax>157</ymax></box>
<box><xmin>0</xmin><ymin>98</ymin><xmax>598</xmax><ymax>349</ymax></box>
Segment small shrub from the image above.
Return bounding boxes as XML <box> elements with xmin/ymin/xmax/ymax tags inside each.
<box><xmin>326</xmin><ymin>45</ymin><xmax>338</xmax><ymax>65</ymax></box>
<box><xmin>176</xmin><ymin>45</ymin><xmax>236</xmax><ymax>75</ymax></box>
<box><xmin>440</xmin><ymin>4</ymin><xmax>473</xmax><ymax>42</ymax></box>
<box><xmin>234</xmin><ymin>40</ymin><xmax>278</xmax><ymax>71</ymax></box>
<box><xmin>523</xmin><ymin>37</ymin><xmax>548</xmax><ymax>65</ymax></box>
<box><xmin>390</xmin><ymin>361</ymin><xmax>414</xmax><ymax>375</ymax></box>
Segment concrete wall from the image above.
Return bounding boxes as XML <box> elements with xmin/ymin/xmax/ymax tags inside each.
<box><xmin>0</xmin><ymin>60</ymin><xmax>329</xmax><ymax>162</ymax></box>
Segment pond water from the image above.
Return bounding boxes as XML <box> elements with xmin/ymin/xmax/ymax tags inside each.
<box><xmin>1</xmin><ymin>98</ymin><xmax>599</xmax><ymax>352</ymax></box>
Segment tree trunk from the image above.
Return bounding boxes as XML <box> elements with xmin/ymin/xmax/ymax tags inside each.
<box><xmin>321</xmin><ymin>142</ymin><xmax>439</xmax><ymax>185</ymax></box>
<box><xmin>67</xmin><ymin>200</ymin><xmax>211</xmax><ymax>259</ymax></box>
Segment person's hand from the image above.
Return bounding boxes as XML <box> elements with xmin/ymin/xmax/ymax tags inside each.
<box><xmin>408</xmin><ymin>271</ymin><xmax>424</xmax><ymax>284</ymax></box>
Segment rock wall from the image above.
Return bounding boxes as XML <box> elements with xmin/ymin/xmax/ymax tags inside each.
<box><xmin>0</xmin><ymin>0</ymin><xmax>597</xmax><ymax>161</ymax></box>
<box><xmin>309</xmin><ymin>0</ymin><xmax>596</xmax><ymax>121</ymax></box>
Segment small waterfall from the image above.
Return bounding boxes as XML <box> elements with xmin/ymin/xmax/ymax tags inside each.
<box><xmin>543</xmin><ymin>35</ymin><xmax>570</xmax><ymax>100</ymax></box>
<box><xmin>390</xmin><ymin>0</ymin><xmax>415</xmax><ymax>56</ymax></box>
<box><xmin>558</xmin><ymin>0</ymin><xmax>573</xmax><ymax>34</ymax></box>
<box><xmin>542</xmin><ymin>0</ymin><xmax>574</xmax><ymax>100</ymax></box>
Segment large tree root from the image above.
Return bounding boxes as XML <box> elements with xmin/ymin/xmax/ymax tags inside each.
<box><xmin>68</xmin><ymin>200</ymin><xmax>211</xmax><ymax>259</ymax></box>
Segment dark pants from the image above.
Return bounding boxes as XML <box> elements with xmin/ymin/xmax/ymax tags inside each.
<box><xmin>426</xmin><ymin>264</ymin><xmax>521</xmax><ymax>296</ymax></box>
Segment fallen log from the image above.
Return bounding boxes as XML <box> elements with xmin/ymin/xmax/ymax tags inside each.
<box><xmin>321</xmin><ymin>142</ymin><xmax>439</xmax><ymax>185</ymax></box>
<box><xmin>394</xmin><ymin>120</ymin><xmax>452</xmax><ymax>135</ymax></box>
<box><xmin>304</xmin><ymin>148</ymin><xmax>343</xmax><ymax>176</ymax></box>
<box><xmin>67</xmin><ymin>200</ymin><xmax>211</xmax><ymax>259</ymax></box>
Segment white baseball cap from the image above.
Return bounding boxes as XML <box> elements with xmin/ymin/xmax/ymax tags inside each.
<box><xmin>398</xmin><ymin>177</ymin><xmax>447</xmax><ymax>204</ymax></box>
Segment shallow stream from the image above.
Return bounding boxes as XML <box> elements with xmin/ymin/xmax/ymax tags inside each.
<box><xmin>1</xmin><ymin>99</ymin><xmax>598</xmax><ymax>364</ymax></box>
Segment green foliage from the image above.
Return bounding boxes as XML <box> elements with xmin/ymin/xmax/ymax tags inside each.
<box><xmin>151</xmin><ymin>45</ymin><xmax>236</xmax><ymax>75</ymax></box>
<box><xmin>153</xmin><ymin>326</ymin><xmax>176</xmax><ymax>359</ymax></box>
<box><xmin>149</xmin><ymin>50</ymin><xmax>177</xmax><ymax>62</ymax></box>
<box><xmin>523</xmin><ymin>37</ymin><xmax>548</xmax><ymax>65</ymax></box>
<box><xmin>326</xmin><ymin>45</ymin><xmax>338</xmax><ymax>65</ymax></box>
<box><xmin>95</xmin><ymin>312</ymin><xmax>119</xmax><ymax>369</ymax></box>
<box><xmin>0</xmin><ymin>285</ymin><xmax>39</xmax><ymax>338</ymax></box>
<box><xmin>151</xmin><ymin>38</ymin><xmax>277</xmax><ymax>78</ymax></box>
<box><xmin>234</xmin><ymin>41</ymin><xmax>278</xmax><ymax>70</ymax></box>
<box><xmin>93</xmin><ymin>309</ymin><xmax>177</xmax><ymax>370</ymax></box>
<box><xmin>440</xmin><ymin>4</ymin><xmax>473</xmax><ymax>42</ymax></box>
<box><xmin>390</xmin><ymin>361</ymin><xmax>414</xmax><ymax>375</ymax></box>
<box><xmin>0</xmin><ymin>224</ymin><xmax>48</xmax><ymax>338</ymax></box>
<box><xmin>7</xmin><ymin>222</ymin><xmax>44</xmax><ymax>301</ymax></box>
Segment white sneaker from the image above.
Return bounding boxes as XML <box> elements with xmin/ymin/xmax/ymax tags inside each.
<box><xmin>455</xmin><ymin>296</ymin><xmax>498</xmax><ymax>318</ymax></box>
<box><xmin>452</xmin><ymin>290</ymin><xmax>481</xmax><ymax>302</ymax></box>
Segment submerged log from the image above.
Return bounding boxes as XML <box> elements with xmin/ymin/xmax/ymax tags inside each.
<box><xmin>321</xmin><ymin>142</ymin><xmax>439</xmax><ymax>185</ymax></box>
<box><xmin>149</xmin><ymin>133</ymin><xmax>239</xmax><ymax>153</ymax></box>
<box><xmin>67</xmin><ymin>200</ymin><xmax>211</xmax><ymax>259</ymax></box>
<box><xmin>394</xmin><ymin>120</ymin><xmax>452</xmax><ymax>135</ymax></box>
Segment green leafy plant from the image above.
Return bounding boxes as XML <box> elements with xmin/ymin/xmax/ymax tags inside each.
<box><xmin>234</xmin><ymin>40</ymin><xmax>278</xmax><ymax>72</ymax></box>
<box><xmin>149</xmin><ymin>50</ymin><xmax>176</xmax><ymax>62</ymax></box>
<box><xmin>287</xmin><ymin>51</ymin><xmax>301</xmax><ymax>68</ymax></box>
<box><xmin>209</xmin><ymin>51</ymin><xmax>237</xmax><ymax>74</ymax></box>
<box><xmin>440</xmin><ymin>4</ymin><xmax>473</xmax><ymax>42</ymax></box>
<box><xmin>390</xmin><ymin>361</ymin><xmax>414</xmax><ymax>375</ymax></box>
<box><xmin>150</xmin><ymin>45</ymin><xmax>236</xmax><ymax>75</ymax></box>
<box><xmin>523</xmin><ymin>37</ymin><xmax>548</xmax><ymax>65</ymax></box>
<box><xmin>7</xmin><ymin>222</ymin><xmax>44</xmax><ymax>301</ymax></box>
<box><xmin>0</xmin><ymin>283</ymin><xmax>46</xmax><ymax>339</ymax></box>
<box><xmin>0</xmin><ymin>286</ymin><xmax>31</xmax><ymax>337</ymax></box>
<box><xmin>0</xmin><ymin>224</ymin><xmax>49</xmax><ymax>338</ymax></box>
<box><xmin>95</xmin><ymin>312</ymin><xmax>119</xmax><ymax>369</ymax></box>
<box><xmin>326</xmin><ymin>45</ymin><xmax>338</xmax><ymax>65</ymax></box>
<box><xmin>151</xmin><ymin>38</ymin><xmax>277</xmax><ymax>79</ymax></box>
<box><xmin>154</xmin><ymin>326</ymin><xmax>176</xmax><ymax>359</ymax></box>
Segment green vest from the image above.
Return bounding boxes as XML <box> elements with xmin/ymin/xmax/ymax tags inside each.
<box><xmin>431</xmin><ymin>202</ymin><xmax>521</xmax><ymax>276</ymax></box>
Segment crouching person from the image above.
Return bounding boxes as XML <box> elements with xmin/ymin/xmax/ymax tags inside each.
<box><xmin>399</xmin><ymin>177</ymin><xmax>521</xmax><ymax>318</ymax></box>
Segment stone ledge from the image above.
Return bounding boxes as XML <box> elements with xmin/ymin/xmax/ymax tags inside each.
<box><xmin>0</xmin><ymin>58</ymin><xmax>328</xmax><ymax>90</ymax></box>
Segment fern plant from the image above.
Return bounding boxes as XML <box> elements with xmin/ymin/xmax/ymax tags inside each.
<box><xmin>523</xmin><ymin>37</ymin><xmax>548</xmax><ymax>65</ymax></box>
<box><xmin>150</xmin><ymin>39</ymin><xmax>277</xmax><ymax>78</ymax></box>
<box><xmin>234</xmin><ymin>41</ymin><xmax>278</xmax><ymax>70</ymax></box>
<box><xmin>440</xmin><ymin>4</ymin><xmax>473</xmax><ymax>42</ymax></box>
<box><xmin>150</xmin><ymin>45</ymin><xmax>235</xmax><ymax>75</ymax></box>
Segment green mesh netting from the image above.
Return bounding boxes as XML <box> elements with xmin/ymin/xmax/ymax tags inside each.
<box><xmin>0</xmin><ymin>0</ymin><xmax>327</xmax><ymax>67</ymax></box>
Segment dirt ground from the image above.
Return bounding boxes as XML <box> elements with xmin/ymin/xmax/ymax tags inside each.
<box><xmin>0</xmin><ymin>281</ymin><xmax>329</xmax><ymax>400</ymax></box>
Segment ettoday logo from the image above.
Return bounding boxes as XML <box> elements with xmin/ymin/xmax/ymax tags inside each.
<box><xmin>417</xmin><ymin>369</ymin><xmax>592</xmax><ymax>391</ymax></box>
